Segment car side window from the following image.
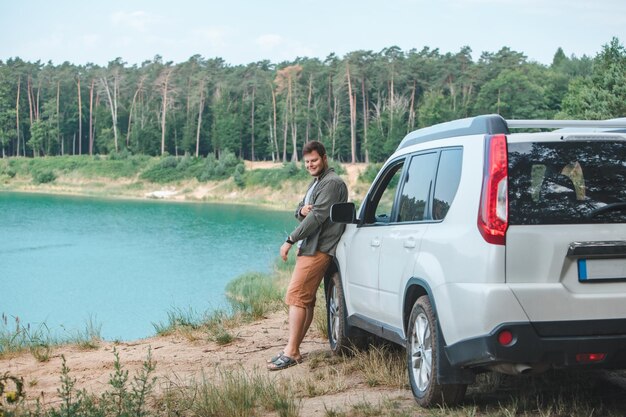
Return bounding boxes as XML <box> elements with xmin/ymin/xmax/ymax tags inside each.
<box><xmin>397</xmin><ymin>152</ymin><xmax>439</xmax><ymax>222</ymax></box>
<box><xmin>432</xmin><ymin>148</ymin><xmax>463</xmax><ymax>220</ymax></box>
<box><xmin>363</xmin><ymin>160</ymin><xmax>404</xmax><ymax>224</ymax></box>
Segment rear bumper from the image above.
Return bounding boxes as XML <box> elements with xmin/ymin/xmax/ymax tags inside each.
<box><xmin>445</xmin><ymin>318</ymin><xmax>626</xmax><ymax>370</ymax></box>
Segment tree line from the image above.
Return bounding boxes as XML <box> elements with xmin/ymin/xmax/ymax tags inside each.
<box><xmin>0</xmin><ymin>37</ymin><xmax>624</xmax><ymax>163</ymax></box>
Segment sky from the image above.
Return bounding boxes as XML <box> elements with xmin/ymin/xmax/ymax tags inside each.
<box><xmin>1</xmin><ymin>0</ymin><xmax>625</xmax><ymax>67</ymax></box>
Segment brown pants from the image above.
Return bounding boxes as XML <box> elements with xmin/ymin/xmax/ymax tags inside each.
<box><xmin>285</xmin><ymin>251</ymin><xmax>332</xmax><ymax>308</ymax></box>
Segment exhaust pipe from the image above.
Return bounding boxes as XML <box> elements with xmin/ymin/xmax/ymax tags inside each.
<box><xmin>488</xmin><ymin>363</ymin><xmax>533</xmax><ymax>375</ymax></box>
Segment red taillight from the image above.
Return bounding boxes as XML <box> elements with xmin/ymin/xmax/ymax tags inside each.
<box><xmin>497</xmin><ymin>329</ymin><xmax>514</xmax><ymax>346</ymax></box>
<box><xmin>576</xmin><ymin>353</ymin><xmax>606</xmax><ymax>363</ymax></box>
<box><xmin>478</xmin><ymin>134</ymin><xmax>508</xmax><ymax>245</ymax></box>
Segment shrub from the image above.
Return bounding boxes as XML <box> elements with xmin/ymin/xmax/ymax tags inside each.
<box><xmin>32</xmin><ymin>169</ymin><xmax>56</xmax><ymax>184</ymax></box>
<box><xmin>140</xmin><ymin>155</ymin><xmax>203</xmax><ymax>183</ymax></box>
<box><xmin>196</xmin><ymin>151</ymin><xmax>241</xmax><ymax>182</ymax></box>
<box><xmin>108</xmin><ymin>148</ymin><xmax>133</xmax><ymax>160</ymax></box>
<box><xmin>233</xmin><ymin>163</ymin><xmax>245</xmax><ymax>188</ymax></box>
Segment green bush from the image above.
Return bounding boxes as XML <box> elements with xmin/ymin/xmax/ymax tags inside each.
<box><xmin>108</xmin><ymin>148</ymin><xmax>133</xmax><ymax>160</ymax></box>
<box><xmin>196</xmin><ymin>151</ymin><xmax>241</xmax><ymax>182</ymax></box>
<box><xmin>32</xmin><ymin>169</ymin><xmax>56</xmax><ymax>184</ymax></box>
<box><xmin>140</xmin><ymin>155</ymin><xmax>204</xmax><ymax>183</ymax></box>
<box><xmin>0</xmin><ymin>160</ymin><xmax>16</xmax><ymax>178</ymax></box>
<box><xmin>233</xmin><ymin>163</ymin><xmax>245</xmax><ymax>188</ymax></box>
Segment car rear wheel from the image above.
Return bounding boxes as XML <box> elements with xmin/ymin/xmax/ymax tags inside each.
<box><xmin>407</xmin><ymin>295</ymin><xmax>466</xmax><ymax>407</ymax></box>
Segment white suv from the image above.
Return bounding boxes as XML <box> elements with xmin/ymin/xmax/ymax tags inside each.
<box><xmin>327</xmin><ymin>115</ymin><xmax>626</xmax><ymax>406</ymax></box>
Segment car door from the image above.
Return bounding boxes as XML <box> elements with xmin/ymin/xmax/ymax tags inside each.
<box><xmin>344</xmin><ymin>159</ymin><xmax>405</xmax><ymax>318</ymax></box>
<box><xmin>377</xmin><ymin>151</ymin><xmax>439</xmax><ymax>328</ymax></box>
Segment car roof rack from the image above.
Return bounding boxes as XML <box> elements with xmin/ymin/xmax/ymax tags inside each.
<box><xmin>507</xmin><ymin>119</ymin><xmax>626</xmax><ymax>129</ymax></box>
<box><xmin>397</xmin><ymin>115</ymin><xmax>626</xmax><ymax>150</ymax></box>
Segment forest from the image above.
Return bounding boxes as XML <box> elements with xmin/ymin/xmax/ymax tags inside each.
<box><xmin>0</xmin><ymin>37</ymin><xmax>624</xmax><ymax>164</ymax></box>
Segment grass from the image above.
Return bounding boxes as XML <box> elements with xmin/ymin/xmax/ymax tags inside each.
<box><xmin>0</xmin><ymin>314</ymin><xmax>102</xmax><ymax>362</ymax></box>
<box><xmin>225</xmin><ymin>271</ymin><xmax>285</xmax><ymax>319</ymax></box>
<box><xmin>345</xmin><ymin>344</ymin><xmax>407</xmax><ymax>389</ymax></box>
<box><xmin>161</xmin><ymin>368</ymin><xmax>301</xmax><ymax>417</ymax></box>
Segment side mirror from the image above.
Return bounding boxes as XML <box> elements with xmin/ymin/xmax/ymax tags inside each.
<box><xmin>331</xmin><ymin>202</ymin><xmax>356</xmax><ymax>224</ymax></box>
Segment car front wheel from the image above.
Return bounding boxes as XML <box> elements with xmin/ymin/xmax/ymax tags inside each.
<box><xmin>326</xmin><ymin>272</ymin><xmax>366</xmax><ymax>354</ymax></box>
<box><xmin>407</xmin><ymin>295</ymin><xmax>466</xmax><ymax>407</ymax></box>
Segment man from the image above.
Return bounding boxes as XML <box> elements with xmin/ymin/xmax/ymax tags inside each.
<box><xmin>267</xmin><ymin>140</ymin><xmax>348</xmax><ymax>371</ymax></box>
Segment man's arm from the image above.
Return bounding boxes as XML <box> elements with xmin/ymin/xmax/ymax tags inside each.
<box><xmin>289</xmin><ymin>179</ymin><xmax>346</xmax><ymax>242</ymax></box>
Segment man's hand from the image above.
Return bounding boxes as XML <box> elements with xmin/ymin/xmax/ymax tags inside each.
<box><xmin>280</xmin><ymin>241</ymin><xmax>293</xmax><ymax>262</ymax></box>
<box><xmin>300</xmin><ymin>204</ymin><xmax>313</xmax><ymax>217</ymax></box>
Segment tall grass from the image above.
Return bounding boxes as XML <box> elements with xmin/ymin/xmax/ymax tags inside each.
<box><xmin>0</xmin><ymin>314</ymin><xmax>55</xmax><ymax>361</ymax></box>
<box><xmin>0</xmin><ymin>314</ymin><xmax>101</xmax><ymax>361</ymax></box>
<box><xmin>225</xmin><ymin>271</ymin><xmax>284</xmax><ymax>319</ymax></box>
<box><xmin>162</xmin><ymin>368</ymin><xmax>300</xmax><ymax>417</ymax></box>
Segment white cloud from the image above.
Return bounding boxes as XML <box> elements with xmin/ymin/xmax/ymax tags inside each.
<box><xmin>193</xmin><ymin>27</ymin><xmax>230</xmax><ymax>49</ymax></box>
<box><xmin>82</xmin><ymin>34</ymin><xmax>100</xmax><ymax>48</ymax></box>
<box><xmin>255</xmin><ymin>34</ymin><xmax>283</xmax><ymax>50</ymax></box>
<box><xmin>254</xmin><ymin>33</ymin><xmax>315</xmax><ymax>61</ymax></box>
<box><xmin>110</xmin><ymin>10</ymin><xmax>158</xmax><ymax>32</ymax></box>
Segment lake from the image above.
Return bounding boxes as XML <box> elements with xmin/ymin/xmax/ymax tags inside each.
<box><xmin>0</xmin><ymin>192</ymin><xmax>294</xmax><ymax>341</ymax></box>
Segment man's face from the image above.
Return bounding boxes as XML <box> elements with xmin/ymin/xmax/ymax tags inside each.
<box><xmin>304</xmin><ymin>150</ymin><xmax>327</xmax><ymax>177</ymax></box>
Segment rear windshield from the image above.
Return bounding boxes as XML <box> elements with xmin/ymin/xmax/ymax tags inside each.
<box><xmin>508</xmin><ymin>140</ymin><xmax>626</xmax><ymax>225</ymax></box>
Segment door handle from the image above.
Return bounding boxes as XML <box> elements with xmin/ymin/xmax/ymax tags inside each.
<box><xmin>370</xmin><ymin>239</ymin><xmax>381</xmax><ymax>247</ymax></box>
<box><xmin>404</xmin><ymin>239</ymin><xmax>416</xmax><ymax>249</ymax></box>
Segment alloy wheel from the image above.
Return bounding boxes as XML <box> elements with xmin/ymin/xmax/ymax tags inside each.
<box><xmin>328</xmin><ymin>285</ymin><xmax>340</xmax><ymax>346</ymax></box>
<box><xmin>410</xmin><ymin>311</ymin><xmax>433</xmax><ymax>392</ymax></box>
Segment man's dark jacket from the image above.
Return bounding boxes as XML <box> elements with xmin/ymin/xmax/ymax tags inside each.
<box><xmin>289</xmin><ymin>167</ymin><xmax>347</xmax><ymax>257</ymax></box>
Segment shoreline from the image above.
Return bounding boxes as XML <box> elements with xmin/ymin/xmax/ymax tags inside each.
<box><xmin>0</xmin><ymin>161</ymin><xmax>369</xmax><ymax>211</ymax></box>
<box><xmin>0</xmin><ymin>185</ymin><xmax>294</xmax><ymax>212</ymax></box>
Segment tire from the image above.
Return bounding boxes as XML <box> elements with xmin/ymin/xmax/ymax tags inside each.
<box><xmin>326</xmin><ymin>272</ymin><xmax>367</xmax><ymax>354</ymax></box>
<box><xmin>407</xmin><ymin>295</ymin><xmax>467</xmax><ymax>407</ymax></box>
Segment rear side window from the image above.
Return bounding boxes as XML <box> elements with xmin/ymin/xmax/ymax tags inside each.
<box><xmin>508</xmin><ymin>141</ymin><xmax>626</xmax><ymax>225</ymax></box>
<box><xmin>433</xmin><ymin>149</ymin><xmax>463</xmax><ymax>220</ymax></box>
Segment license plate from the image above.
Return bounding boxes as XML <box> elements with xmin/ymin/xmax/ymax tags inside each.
<box><xmin>578</xmin><ymin>258</ymin><xmax>626</xmax><ymax>282</ymax></box>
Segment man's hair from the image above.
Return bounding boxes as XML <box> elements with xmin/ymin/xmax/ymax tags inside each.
<box><xmin>302</xmin><ymin>140</ymin><xmax>327</xmax><ymax>157</ymax></box>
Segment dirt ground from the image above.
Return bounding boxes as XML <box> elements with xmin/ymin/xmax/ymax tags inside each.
<box><xmin>1</xmin><ymin>311</ymin><xmax>415</xmax><ymax>416</ymax></box>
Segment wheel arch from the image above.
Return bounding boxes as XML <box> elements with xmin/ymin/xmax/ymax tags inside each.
<box><xmin>403</xmin><ymin>277</ymin><xmax>475</xmax><ymax>385</ymax></box>
<box><xmin>403</xmin><ymin>277</ymin><xmax>435</xmax><ymax>337</ymax></box>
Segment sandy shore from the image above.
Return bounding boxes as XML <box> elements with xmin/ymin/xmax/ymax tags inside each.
<box><xmin>1</xmin><ymin>311</ymin><xmax>416</xmax><ymax>416</ymax></box>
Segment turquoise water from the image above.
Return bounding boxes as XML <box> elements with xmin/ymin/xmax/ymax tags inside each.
<box><xmin>0</xmin><ymin>192</ymin><xmax>294</xmax><ymax>341</ymax></box>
